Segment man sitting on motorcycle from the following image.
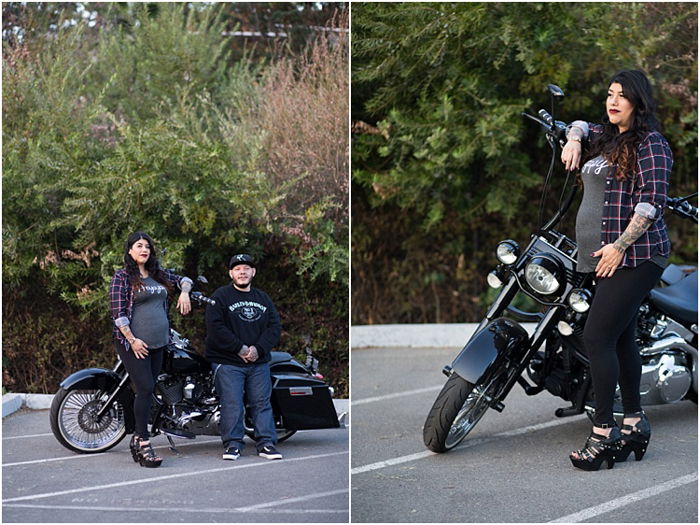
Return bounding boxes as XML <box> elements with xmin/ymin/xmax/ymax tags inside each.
<box><xmin>205</xmin><ymin>253</ymin><xmax>283</xmax><ymax>461</ymax></box>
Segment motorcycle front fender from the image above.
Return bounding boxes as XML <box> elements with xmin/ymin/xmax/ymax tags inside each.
<box><xmin>59</xmin><ymin>368</ymin><xmax>135</xmax><ymax>431</ymax></box>
<box><xmin>451</xmin><ymin>318</ymin><xmax>529</xmax><ymax>385</ymax></box>
<box><xmin>60</xmin><ymin>368</ymin><xmax>122</xmax><ymax>391</ymax></box>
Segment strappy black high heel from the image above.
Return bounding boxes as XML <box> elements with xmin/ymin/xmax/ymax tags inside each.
<box><xmin>131</xmin><ymin>435</ymin><xmax>163</xmax><ymax>468</ymax></box>
<box><xmin>129</xmin><ymin>434</ymin><xmax>140</xmax><ymax>463</ymax></box>
<box><xmin>570</xmin><ymin>425</ymin><xmax>622</xmax><ymax>471</ymax></box>
<box><xmin>616</xmin><ymin>411</ymin><xmax>651</xmax><ymax>462</ymax></box>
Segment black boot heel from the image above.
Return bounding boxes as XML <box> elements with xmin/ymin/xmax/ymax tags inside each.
<box><xmin>569</xmin><ymin>426</ymin><xmax>622</xmax><ymax>471</ymax></box>
<box><xmin>134</xmin><ymin>437</ymin><xmax>163</xmax><ymax>468</ymax></box>
<box><xmin>617</xmin><ymin>411</ymin><xmax>650</xmax><ymax>462</ymax></box>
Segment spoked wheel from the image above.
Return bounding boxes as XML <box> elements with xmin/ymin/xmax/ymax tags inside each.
<box><xmin>50</xmin><ymin>388</ymin><xmax>127</xmax><ymax>453</ymax></box>
<box><xmin>423</xmin><ymin>373</ymin><xmax>501</xmax><ymax>453</ymax></box>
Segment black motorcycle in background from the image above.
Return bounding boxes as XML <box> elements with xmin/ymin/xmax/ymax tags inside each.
<box><xmin>423</xmin><ymin>84</ymin><xmax>697</xmax><ymax>453</ymax></box>
<box><xmin>50</xmin><ymin>290</ymin><xmax>343</xmax><ymax>454</ymax></box>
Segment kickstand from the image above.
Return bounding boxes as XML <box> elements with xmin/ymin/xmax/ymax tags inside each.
<box><xmin>166</xmin><ymin>434</ymin><xmax>181</xmax><ymax>455</ymax></box>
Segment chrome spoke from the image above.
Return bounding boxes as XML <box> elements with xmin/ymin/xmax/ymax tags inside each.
<box><xmin>445</xmin><ymin>381</ymin><xmax>497</xmax><ymax>449</ymax></box>
<box><xmin>57</xmin><ymin>389</ymin><xmax>125</xmax><ymax>451</ymax></box>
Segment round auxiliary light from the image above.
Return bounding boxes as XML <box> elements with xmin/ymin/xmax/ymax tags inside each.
<box><xmin>568</xmin><ymin>288</ymin><xmax>592</xmax><ymax>313</ymax></box>
<box><xmin>487</xmin><ymin>270</ymin><xmax>504</xmax><ymax>289</ymax></box>
<box><xmin>524</xmin><ymin>254</ymin><xmax>564</xmax><ymax>295</ymax></box>
<box><xmin>557</xmin><ymin>321</ymin><xmax>574</xmax><ymax>336</ymax></box>
<box><xmin>496</xmin><ymin>240</ymin><xmax>520</xmax><ymax>265</ymax></box>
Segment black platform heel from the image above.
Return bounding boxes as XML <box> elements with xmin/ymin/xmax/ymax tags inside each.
<box><xmin>570</xmin><ymin>425</ymin><xmax>622</xmax><ymax>471</ymax></box>
<box><xmin>617</xmin><ymin>411</ymin><xmax>650</xmax><ymax>462</ymax></box>
<box><xmin>129</xmin><ymin>434</ymin><xmax>140</xmax><ymax>463</ymax></box>
<box><xmin>133</xmin><ymin>436</ymin><xmax>163</xmax><ymax>468</ymax></box>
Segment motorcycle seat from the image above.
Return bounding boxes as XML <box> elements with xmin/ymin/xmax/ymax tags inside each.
<box><xmin>648</xmin><ymin>270</ymin><xmax>698</xmax><ymax>326</ymax></box>
<box><xmin>269</xmin><ymin>351</ymin><xmax>294</xmax><ymax>366</ymax></box>
<box><xmin>660</xmin><ymin>264</ymin><xmax>689</xmax><ymax>285</ymax></box>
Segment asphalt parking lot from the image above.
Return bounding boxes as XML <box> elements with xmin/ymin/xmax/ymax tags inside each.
<box><xmin>351</xmin><ymin>345</ymin><xmax>698</xmax><ymax>523</ymax></box>
<box><xmin>2</xmin><ymin>401</ymin><xmax>348</xmax><ymax>523</ymax></box>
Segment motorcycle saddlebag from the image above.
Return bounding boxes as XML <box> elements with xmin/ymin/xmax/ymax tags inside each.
<box><xmin>271</xmin><ymin>374</ymin><xmax>340</xmax><ymax>430</ymax></box>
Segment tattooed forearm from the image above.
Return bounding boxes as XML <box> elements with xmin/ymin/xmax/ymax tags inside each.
<box><xmin>119</xmin><ymin>325</ymin><xmax>136</xmax><ymax>343</ymax></box>
<box><xmin>567</xmin><ymin>126</ymin><xmax>584</xmax><ymax>140</ymax></box>
<box><xmin>613</xmin><ymin>213</ymin><xmax>654</xmax><ymax>254</ymax></box>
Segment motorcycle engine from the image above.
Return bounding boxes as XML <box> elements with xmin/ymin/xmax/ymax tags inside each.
<box><xmin>639</xmin><ymin>351</ymin><xmax>692</xmax><ymax>405</ymax></box>
<box><xmin>637</xmin><ymin>305</ymin><xmax>697</xmax><ymax>405</ymax></box>
<box><xmin>156</xmin><ymin>373</ymin><xmax>221</xmax><ymax>436</ymax></box>
<box><xmin>157</xmin><ymin>375</ymin><xmax>185</xmax><ymax>405</ymax></box>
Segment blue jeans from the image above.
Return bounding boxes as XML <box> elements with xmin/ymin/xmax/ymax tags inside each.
<box><xmin>213</xmin><ymin>361</ymin><xmax>277</xmax><ymax>451</ymax></box>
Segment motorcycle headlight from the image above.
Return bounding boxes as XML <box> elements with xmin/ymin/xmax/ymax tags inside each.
<box><xmin>524</xmin><ymin>255</ymin><xmax>564</xmax><ymax>295</ymax></box>
<box><xmin>568</xmin><ymin>288</ymin><xmax>592</xmax><ymax>313</ymax></box>
<box><xmin>496</xmin><ymin>240</ymin><xmax>520</xmax><ymax>265</ymax></box>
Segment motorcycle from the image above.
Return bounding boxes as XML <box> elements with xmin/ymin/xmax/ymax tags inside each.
<box><xmin>423</xmin><ymin>84</ymin><xmax>698</xmax><ymax>453</ymax></box>
<box><xmin>50</xmin><ymin>289</ymin><xmax>343</xmax><ymax>454</ymax></box>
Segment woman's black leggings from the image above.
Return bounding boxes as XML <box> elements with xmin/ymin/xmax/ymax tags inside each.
<box><xmin>582</xmin><ymin>261</ymin><xmax>663</xmax><ymax>427</ymax></box>
<box><xmin>115</xmin><ymin>341</ymin><xmax>165</xmax><ymax>439</ymax></box>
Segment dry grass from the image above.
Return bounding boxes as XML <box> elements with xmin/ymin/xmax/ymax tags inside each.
<box><xmin>257</xmin><ymin>10</ymin><xmax>348</xmax><ymax>226</ymax></box>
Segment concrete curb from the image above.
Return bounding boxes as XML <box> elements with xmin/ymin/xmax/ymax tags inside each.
<box><xmin>2</xmin><ymin>392</ymin><xmax>349</xmax><ymax>420</ymax></box>
<box><xmin>351</xmin><ymin>322</ymin><xmax>538</xmax><ymax>349</ymax></box>
<box><xmin>2</xmin><ymin>393</ymin><xmax>54</xmax><ymax>417</ymax></box>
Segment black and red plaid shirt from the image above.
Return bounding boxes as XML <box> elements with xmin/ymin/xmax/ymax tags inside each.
<box><xmin>109</xmin><ymin>268</ymin><xmax>192</xmax><ymax>347</ymax></box>
<box><xmin>587</xmin><ymin>123</ymin><xmax>672</xmax><ymax>269</ymax></box>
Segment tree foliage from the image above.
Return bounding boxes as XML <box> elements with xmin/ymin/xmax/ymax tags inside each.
<box><xmin>352</xmin><ymin>2</ymin><xmax>697</xmax><ymax>324</ymax></box>
<box><xmin>2</xmin><ymin>2</ymin><xmax>348</xmax><ymax>394</ymax></box>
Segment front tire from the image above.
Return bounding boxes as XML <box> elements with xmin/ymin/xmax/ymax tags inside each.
<box><xmin>50</xmin><ymin>387</ymin><xmax>127</xmax><ymax>453</ymax></box>
<box><xmin>423</xmin><ymin>374</ymin><xmax>493</xmax><ymax>453</ymax></box>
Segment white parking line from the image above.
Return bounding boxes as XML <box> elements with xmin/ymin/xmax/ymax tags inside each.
<box><xmin>2</xmin><ymin>437</ymin><xmax>223</xmax><ymax>467</ymax></box>
<box><xmin>2</xmin><ymin>504</ymin><xmax>347</xmax><ymax>515</ymax></box>
<box><xmin>549</xmin><ymin>472</ymin><xmax>698</xmax><ymax>523</ymax></box>
<box><xmin>2</xmin><ymin>450</ymin><xmax>348</xmax><ymax>503</ymax></box>
<box><xmin>3</xmin><ymin>489</ymin><xmax>349</xmax><ymax>515</ymax></box>
<box><xmin>351</xmin><ymin>414</ymin><xmax>587</xmax><ymax>475</ymax></box>
<box><xmin>351</xmin><ymin>450</ymin><xmax>438</xmax><ymax>474</ymax></box>
<box><xmin>351</xmin><ymin>385</ymin><xmax>442</xmax><ymax>406</ymax></box>
<box><xmin>236</xmin><ymin>488</ymin><xmax>348</xmax><ymax>511</ymax></box>
<box><xmin>3</xmin><ymin>498</ymin><xmax>348</xmax><ymax>514</ymax></box>
<box><xmin>4</xmin><ymin>454</ymin><xmax>106</xmax><ymax>467</ymax></box>
<box><xmin>2</xmin><ymin>432</ymin><xmax>54</xmax><ymax>440</ymax></box>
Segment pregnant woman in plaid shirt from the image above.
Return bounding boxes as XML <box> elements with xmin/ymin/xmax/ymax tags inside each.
<box><xmin>560</xmin><ymin>70</ymin><xmax>672</xmax><ymax>471</ymax></box>
<box><xmin>109</xmin><ymin>231</ymin><xmax>193</xmax><ymax>467</ymax></box>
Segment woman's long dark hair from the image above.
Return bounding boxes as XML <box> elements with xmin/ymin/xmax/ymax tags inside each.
<box><xmin>123</xmin><ymin>232</ymin><xmax>173</xmax><ymax>293</ymax></box>
<box><xmin>586</xmin><ymin>70</ymin><xmax>660</xmax><ymax>181</ymax></box>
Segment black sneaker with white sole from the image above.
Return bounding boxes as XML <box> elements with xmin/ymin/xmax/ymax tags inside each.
<box><xmin>223</xmin><ymin>447</ymin><xmax>241</xmax><ymax>460</ymax></box>
<box><xmin>258</xmin><ymin>445</ymin><xmax>282</xmax><ymax>460</ymax></box>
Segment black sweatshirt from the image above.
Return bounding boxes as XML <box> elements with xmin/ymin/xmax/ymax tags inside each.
<box><xmin>204</xmin><ymin>285</ymin><xmax>281</xmax><ymax>366</ymax></box>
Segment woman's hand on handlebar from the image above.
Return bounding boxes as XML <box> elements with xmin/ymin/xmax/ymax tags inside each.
<box><xmin>561</xmin><ymin>139</ymin><xmax>582</xmax><ymax>171</ymax></box>
<box><xmin>177</xmin><ymin>291</ymin><xmax>191</xmax><ymax>315</ymax></box>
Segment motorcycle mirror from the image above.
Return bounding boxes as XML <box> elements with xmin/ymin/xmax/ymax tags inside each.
<box><xmin>547</xmin><ymin>84</ymin><xmax>565</xmax><ymax>99</ymax></box>
<box><xmin>197</xmin><ymin>275</ymin><xmax>208</xmax><ymax>284</ymax></box>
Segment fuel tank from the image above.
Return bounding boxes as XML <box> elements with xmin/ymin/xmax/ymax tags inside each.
<box><xmin>162</xmin><ymin>344</ymin><xmax>211</xmax><ymax>375</ymax></box>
